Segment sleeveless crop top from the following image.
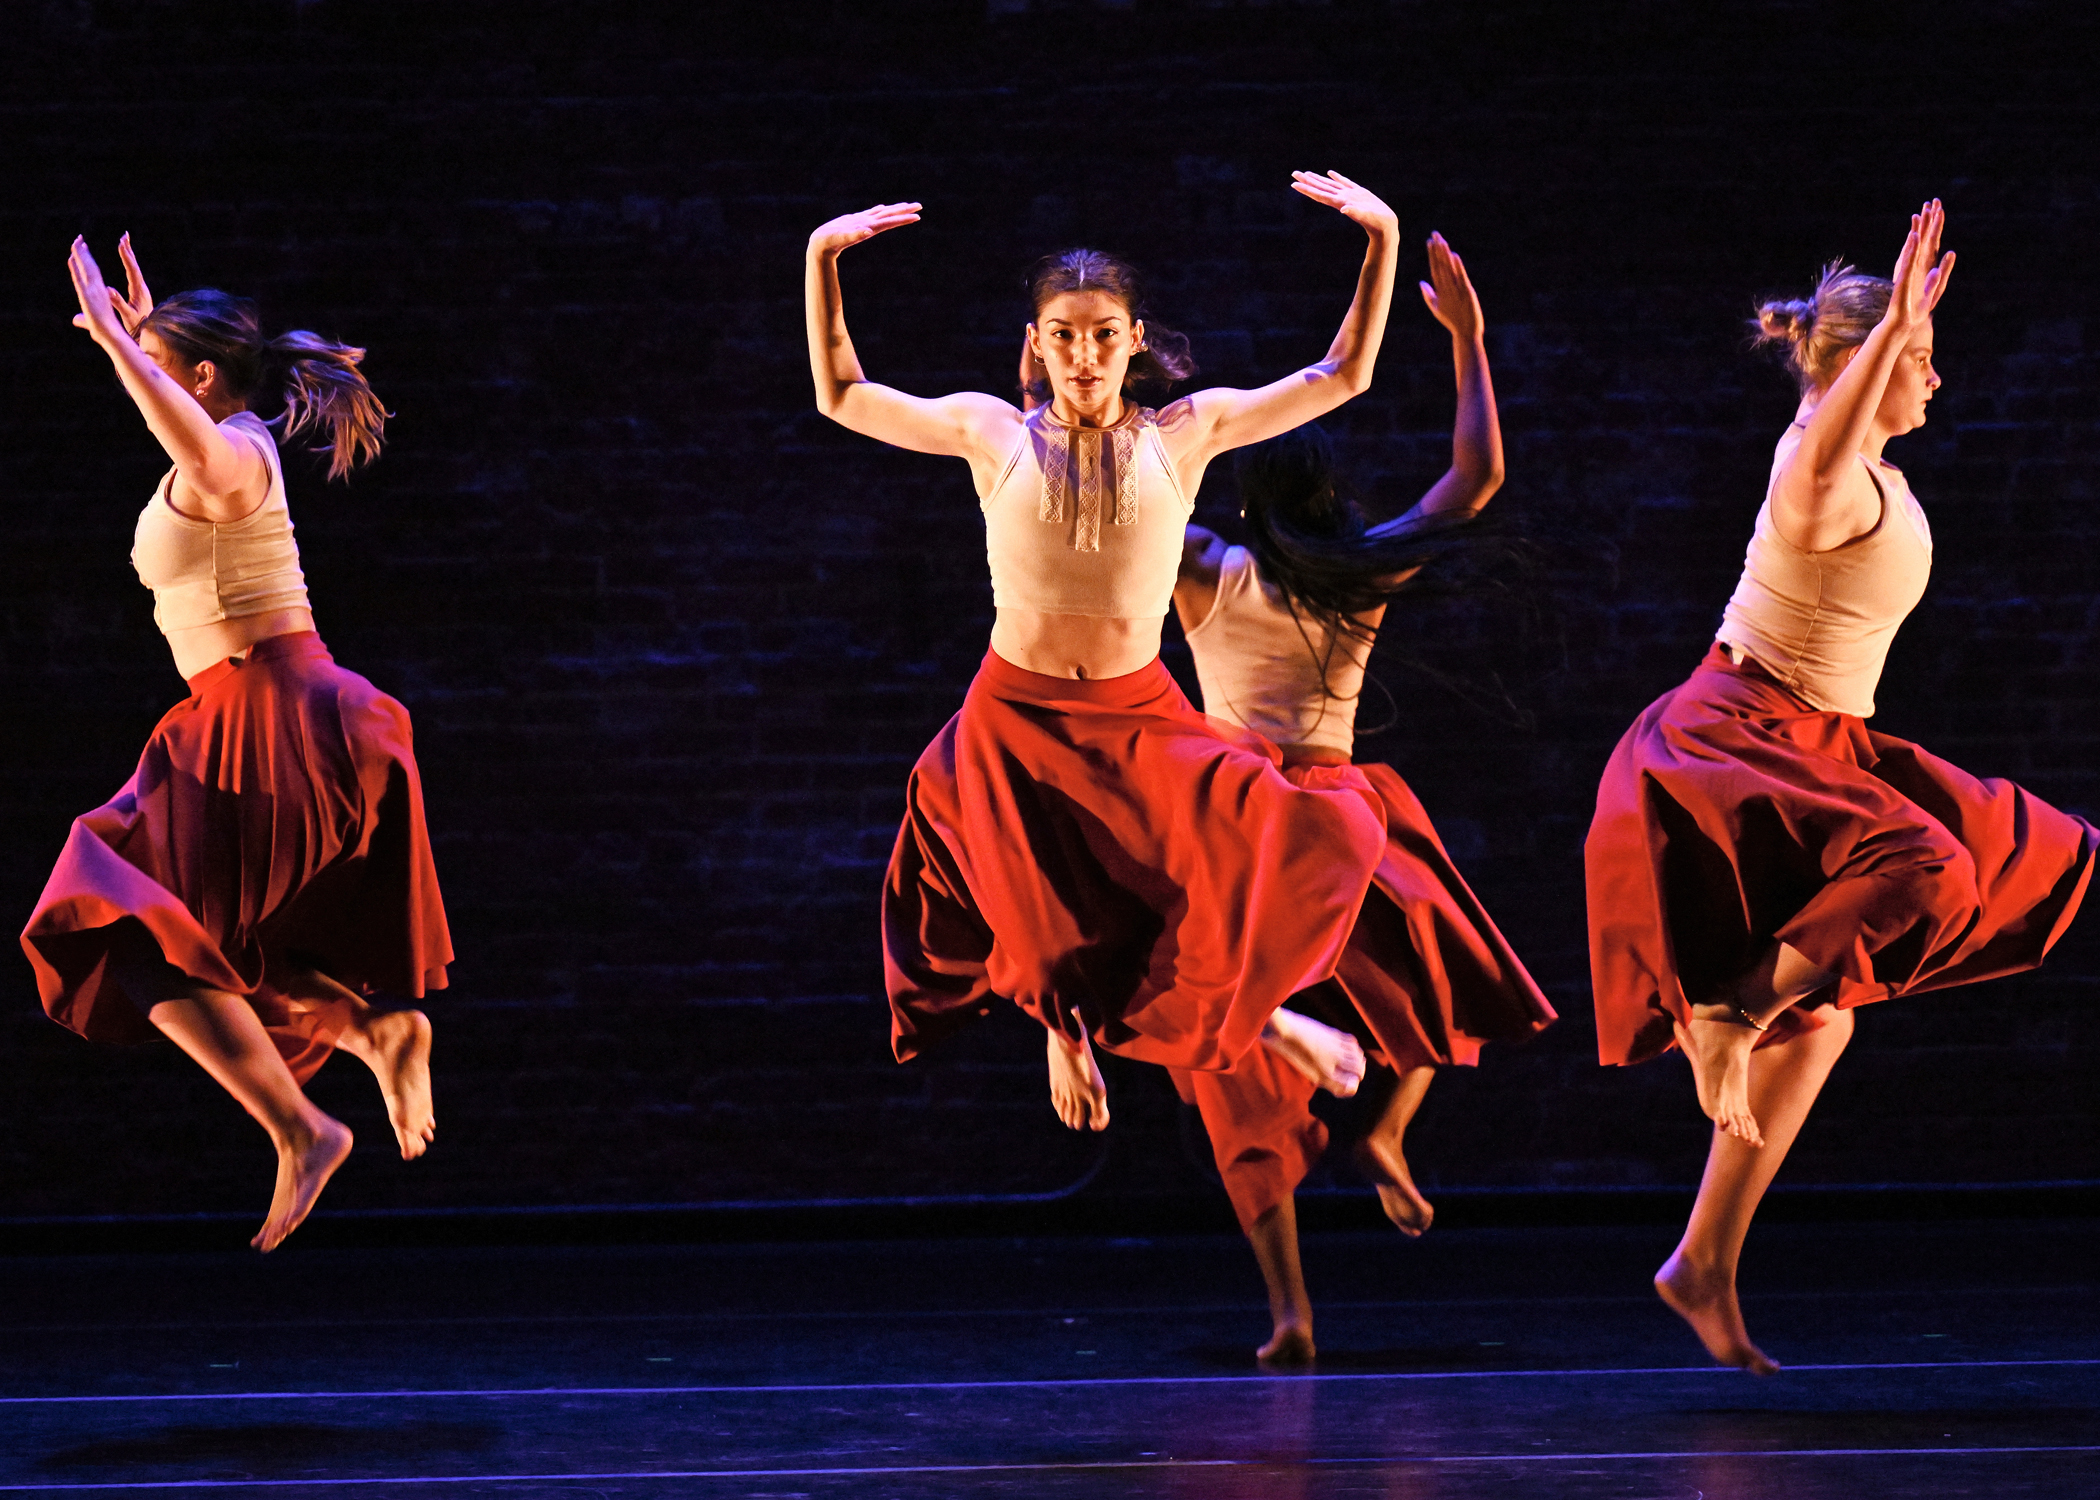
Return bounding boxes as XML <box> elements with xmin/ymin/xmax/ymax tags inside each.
<box><xmin>1187</xmin><ymin>545</ymin><xmax>1368</xmax><ymax>754</ymax></box>
<box><xmin>981</xmin><ymin>404</ymin><xmax>1193</xmax><ymax>619</ymax></box>
<box><xmin>131</xmin><ymin>411</ymin><xmax>310</xmax><ymax>636</ymax></box>
<box><xmin>1714</xmin><ymin>422</ymin><xmax>1932</xmax><ymax>718</ymax></box>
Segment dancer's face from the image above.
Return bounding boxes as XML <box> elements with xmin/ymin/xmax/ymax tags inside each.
<box><xmin>139</xmin><ymin>328</ymin><xmax>226</xmax><ymax>412</ymax></box>
<box><xmin>1028</xmin><ymin>291</ymin><xmax>1145</xmax><ymax>421</ymax></box>
<box><xmin>1873</xmin><ymin>320</ymin><xmax>1941</xmax><ymax>437</ymax></box>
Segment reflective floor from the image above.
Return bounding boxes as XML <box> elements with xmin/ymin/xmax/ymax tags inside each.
<box><xmin>1</xmin><ymin>1218</ymin><xmax>2095</xmax><ymax>1496</ymax></box>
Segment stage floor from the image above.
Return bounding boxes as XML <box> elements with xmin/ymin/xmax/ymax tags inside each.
<box><xmin>1</xmin><ymin>1218</ymin><xmax>2095</xmax><ymax>1497</ymax></box>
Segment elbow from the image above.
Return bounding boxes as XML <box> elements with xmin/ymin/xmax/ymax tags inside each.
<box><xmin>1332</xmin><ymin>365</ymin><xmax>1373</xmax><ymax>400</ymax></box>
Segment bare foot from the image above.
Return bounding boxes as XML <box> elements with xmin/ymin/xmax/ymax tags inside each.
<box><xmin>357</xmin><ymin>1009</ymin><xmax>435</xmax><ymax>1160</ymax></box>
<box><xmin>1654</xmin><ymin>1248</ymin><xmax>1780</xmax><ymax>1376</ymax></box>
<box><xmin>252</xmin><ymin>1114</ymin><xmax>353</xmax><ymax>1253</ymax></box>
<box><xmin>1353</xmin><ymin>1136</ymin><xmax>1434</xmax><ymax>1237</ymax></box>
<box><xmin>1674</xmin><ymin>1005</ymin><xmax>1764</xmax><ymax>1147</ymax></box>
<box><xmin>1257</xmin><ymin>1321</ymin><xmax>1316</xmax><ymax>1368</ymax></box>
<box><xmin>1261</xmin><ymin>1008</ymin><xmax>1365</xmax><ymax>1098</ymax></box>
<box><xmin>1046</xmin><ymin>1030</ymin><xmax>1109</xmax><ymax>1131</ymax></box>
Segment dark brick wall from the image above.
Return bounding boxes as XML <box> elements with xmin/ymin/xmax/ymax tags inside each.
<box><xmin>2</xmin><ymin>0</ymin><xmax>2095</xmax><ymax>1219</ymax></box>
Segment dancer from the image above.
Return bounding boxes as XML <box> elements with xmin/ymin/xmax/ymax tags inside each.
<box><xmin>812</xmin><ymin>174</ymin><xmax>1401</xmax><ymax>1122</ymax></box>
<box><xmin>1585</xmin><ymin>201</ymin><xmax>2096</xmax><ymax>1373</ymax></box>
<box><xmin>1167</xmin><ymin>235</ymin><xmax>1555</xmax><ymax>1365</ymax></box>
<box><xmin>24</xmin><ymin>235</ymin><xmax>451</xmax><ymax>1252</ymax></box>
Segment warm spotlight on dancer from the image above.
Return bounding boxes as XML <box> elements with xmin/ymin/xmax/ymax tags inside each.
<box><xmin>1166</xmin><ymin>237</ymin><xmax>1554</xmax><ymax>1366</ymax></box>
<box><xmin>1585</xmin><ymin>201</ymin><xmax>2096</xmax><ymax>1373</ymax></box>
<box><xmin>24</xmin><ymin>236</ymin><xmax>452</xmax><ymax>1252</ymax></box>
<box><xmin>808</xmin><ymin>175</ymin><xmax>1400</xmax><ymax>1121</ymax></box>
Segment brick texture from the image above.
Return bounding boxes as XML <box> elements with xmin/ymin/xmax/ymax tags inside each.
<box><xmin>2</xmin><ymin>0</ymin><xmax>2095</xmax><ymax>1218</ymax></box>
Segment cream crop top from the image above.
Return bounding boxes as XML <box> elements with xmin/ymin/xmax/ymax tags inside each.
<box><xmin>981</xmin><ymin>404</ymin><xmax>1193</xmax><ymax>619</ymax></box>
<box><xmin>131</xmin><ymin>411</ymin><xmax>310</xmax><ymax>636</ymax></box>
<box><xmin>1714</xmin><ymin>423</ymin><xmax>1932</xmax><ymax>718</ymax></box>
<box><xmin>1187</xmin><ymin>545</ymin><xmax>1369</xmax><ymax>755</ymax></box>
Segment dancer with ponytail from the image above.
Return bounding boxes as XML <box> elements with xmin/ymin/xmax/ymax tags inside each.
<box><xmin>813</xmin><ymin>174</ymin><xmax>1401</xmax><ymax>1127</ymax></box>
<box><xmin>1586</xmin><ymin>201</ymin><xmax>2095</xmax><ymax>1372</ymax></box>
<box><xmin>1167</xmin><ymin>235</ymin><xmax>1555</xmax><ymax>1365</ymax></box>
<box><xmin>24</xmin><ymin>236</ymin><xmax>451</xmax><ymax>1251</ymax></box>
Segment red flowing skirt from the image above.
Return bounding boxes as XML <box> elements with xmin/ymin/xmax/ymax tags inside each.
<box><xmin>1586</xmin><ymin>645</ymin><xmax>2096</xmax><ymax>1066</ymax></box>
<box><xmin>21</xmin><ymin>633</ymin><xmax>452</xmax><ymax>1083</ymax></box>
<box><xmin>883</xmin><ymin>650</ymin><xmax>1388</xmax><ymax>1072</ymax></box>
<box><xmin>1172</xmin><ymin>761</ymin><xmax>1557</xmax><ymax>1231</ymax></box>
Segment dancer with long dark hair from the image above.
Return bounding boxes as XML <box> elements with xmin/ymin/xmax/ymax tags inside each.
<box><xmin>1586</xmin><ymin>201</ymin><xmax>2096</xmax><ymax>1372</ymax></box>
<box><xmin>25</xmin><ymin>236</ymin><xmax>451</xmax><ymax>1251</ymax></box>
<box><xmin>1167</xmin><ymin>236</ymin><xmax>1555</xmax><ymax>1364</ymax></box>
<box><xmin>811</xmin><ymin>175</ymin><xmax>1403</xmax><ymax>1123</ymax></box>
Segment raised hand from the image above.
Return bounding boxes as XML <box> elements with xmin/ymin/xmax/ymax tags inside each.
<box><xmin>67</xmin><ymin>237</ymin><xmax>130</xmax><ymax>345</ymax></box>
<box><xmin>111</xmin><ymin>232</ymin><xmax>154</xmax><ymax>334</ymax></box>
<box><xmin>808</xmin><ymin>201</ymin><xmax>922</xmax><ymax>257</ymax></box>
<box><xmin>1887</xmin><ymin>198</ymin><xmax>1955</xmax><ymax>331</ymax></box>
<box><xmin>1419</xmin><ymin>232</ymin><xmax>1483</xmax><ymax>343</ymax></box>
<box><xmin>1290</xmin><ymin>170</ymin><xmax>1399</xmax><ymax>237</ymax></box>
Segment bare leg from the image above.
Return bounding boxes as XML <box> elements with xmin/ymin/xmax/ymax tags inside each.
<box><xmin>1656</xmin><ymin>1005</ymin><xmax>1854</xmax><ymax>1374</ymax></box>
<box><xmin>271</xmin><ymin>964</ymin><xmax>435</xmax><ymax>1160</ymax></box>
<box><xmin>1045</xmin><ymin>1028</ymin><xmax>1109</xmax><ymax>1131</ymax></box>
<box><xmin>1353</xmin><ymin>1064</ymin><xmax>1436</xmax><ymax>1236</ymax></box>
<box><xmin>1261</xmin><ymin>1007</ymin><xmax>1365</xmax><ymax>1098</ymax></box>
<box><xmin>1676</xmin><ymin>940</ymin><xmax>1835</xmax><ymax>1147</ymax></box>
<box><xmin>132</xmin><ymin>973</ymin><xmax>353</xmax><ymax>1253</ymax></box>
<box><xmin>1248</xmin><ymin>1197</ymin><xmax>1316</xmax><ymax>1366</ymax></box>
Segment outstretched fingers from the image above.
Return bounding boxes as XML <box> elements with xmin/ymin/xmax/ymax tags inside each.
<box><xmin>810</xmin><ymin>201</ymin><xmax>923</xmax><ymax>255</ymax></box>
<box><xmin>67</xmin><ymin>237</ymin><xmax>119</xmax><ymax>335</ymax></box>
<box><xmin>115</xmin><ymin>231</ymin><xmax>153</xmax><ymax>330</ymax></box>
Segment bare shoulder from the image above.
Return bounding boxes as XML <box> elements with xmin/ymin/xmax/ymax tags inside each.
<box><xmin>1149</xmin><ymin>394</ymin><xmax>1212</xmax><ymax>453</ymax></box>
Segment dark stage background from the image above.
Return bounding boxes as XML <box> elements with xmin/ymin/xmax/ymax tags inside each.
<box><xmin>2</xmin><ymin>0</ymin><xmax>2095</xmax><ymax>1224</ymax></box>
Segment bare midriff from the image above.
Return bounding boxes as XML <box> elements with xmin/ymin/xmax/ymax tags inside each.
<box><xmin>167</xmin><ymin>606</ymin><xmax>317</xmax><ymax>683</ymax></box>
<box><xmin>990</xmin><ymin>607</ymin><xmax>1165</xmax><ymax>681</ymax></box>
<box><xmin>1277</xmin><ymin>744</ymin><xmax>1352</xmax><ymax>767</ymax></box>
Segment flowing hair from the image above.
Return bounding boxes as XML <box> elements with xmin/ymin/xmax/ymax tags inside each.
<box><xmin>138</xmin><ymin>289</ymin><xmax>387</xmax><ymax>480</ymax></box>
<box><xmin>1235</xmin><ymin>425</ymin><xmax>1536</xmax><ymax>732</ymax></box>
<box><xmin>1023</xmin><ymin>248</ymin><xmax>1196</xmax><ymax>405</ymax></box>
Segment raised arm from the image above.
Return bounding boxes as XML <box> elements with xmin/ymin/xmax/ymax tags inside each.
<box><xmin>805</xmin><ymin>204</ymin><xmax>1018</xmax><ymax>472</ymax></box>
<box><xmin>1373</xmin><ymin>233</ymin><xmax>1503</xmax><ymax>536</ymax></box>
<box><xmin>1771</xmin><ymin>200</ymin><xmax>1954</xmax><ymax>551</ymax></box>
<box><xmin>1161</xmin><ymin>172</ymin><xmax>1401</xmax><ymax>468</ymax></box>
<box><xmin>68</xmin><ymin>236</ymin><xmax>265</xmax><ymax>521</ymax></box>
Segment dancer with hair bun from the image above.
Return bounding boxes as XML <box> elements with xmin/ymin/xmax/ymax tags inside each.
<box><xmin>809</xmin><ymin>174</ymin><xmax>1402</xmax><ymax>1126</ymax></box>
<box><xmin>24</xmin><ymin>236</ymin><xmax>451</xmax><ymax>1252</ymax></box>
<box><xmin>1586</xmin><ymin>201</ymin><xmax>2096</xmax><ymax>1373</ymax></box>
<box><xmin>1165</xmin><ymin>235</ymin><xmax>1555</xmax><ymax>1365</ymax></box>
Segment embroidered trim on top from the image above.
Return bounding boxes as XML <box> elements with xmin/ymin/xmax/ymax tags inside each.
<box><xmin>1036</xmin><ymin>414</ymin><xmax>1146</xmax><ymax>552</ymax></box>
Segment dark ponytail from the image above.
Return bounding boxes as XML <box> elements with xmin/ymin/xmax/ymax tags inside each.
<box><xmin>1024</xmin><ymin>248</ymin><xmax>1196</xmax><ymax>404</ymax></box>
<box><xmin>1239</xmin><ymin>425</ymin><xmax>1508</xmax><ymax>641</ymax></box>
<box><xmin>139</xmin><ymin>289</ymin><xmax>387</xmax><ymax>480</ymax></box>
<box><xmin>1236</xmin><ymin>425</ymin><xmax>1538</xmax><ymax>732</ymax></box>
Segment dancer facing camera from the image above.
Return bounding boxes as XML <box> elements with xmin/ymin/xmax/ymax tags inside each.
<box><xmin>810</xmin><ymin>174</ymin><xmax>1401</xmax><ymax>1122</ymax></box>
<box><xmin>24</xmin><ymin>236</ymin><xmax>451</xmax><ymax>1252</ymax></box>
<box><xmin>1586</xmin><ymin>202</ymin><xmax>2096</xmax><ymax>1373</ymax></box>
<box><xmin>1167</xmin><ymin>236</ymin><xmax>1555</xmax><ymax>1365</ymax></box>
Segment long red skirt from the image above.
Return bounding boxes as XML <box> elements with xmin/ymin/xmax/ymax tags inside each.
<box><xmin>1586</xmin><ymin>644</ymin><xmax>2096</xmax><ymax>1066</ymax></box>
<box><xmin>883</xmin><ymin>650</ymin><xmax>1388</xmax><ymax>1072</ymax></box>
<box><xmin>1171</xmin><ymin>760</ymin><xmax>1557</xmax><ymax>1231</ymax></box>
<box><xmin>21</xmin><ymin>632</ymin><xmax>452</xmax><ymax>1083</ymax></box>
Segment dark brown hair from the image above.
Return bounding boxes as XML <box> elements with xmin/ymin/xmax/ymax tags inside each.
<box><xmin>1024</xmin><ymin>248</ymin><xmax>1195</xmax><ymax>403</ymax></box>
<box><xmin>139</xmin><ymin>289</ymin><xmax>386</xmax><ymax>480</ymax></box>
